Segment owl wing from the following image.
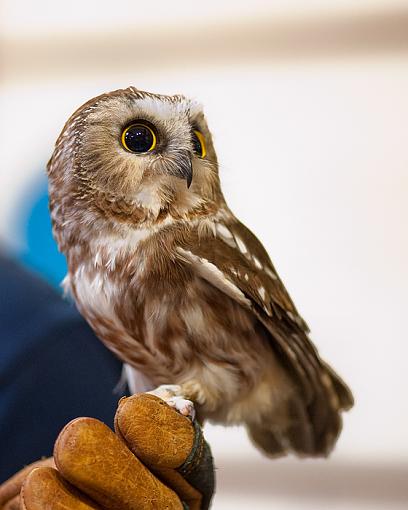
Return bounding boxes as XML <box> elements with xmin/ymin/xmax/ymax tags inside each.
<box><xmin>177</xmin><ymin>217</ymin><xmax>353</xmax><ymax>455</ymax></box>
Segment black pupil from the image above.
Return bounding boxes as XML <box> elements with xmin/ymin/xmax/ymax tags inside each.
<box><xmin>124</xmin><ymin>125</ymin><xmax>154</xmax><ymax>153</ymax></box>
<box><xmin>192</xmin><ymin>132</ymin><xmax>202</xmax><ymax>156</ymax></box>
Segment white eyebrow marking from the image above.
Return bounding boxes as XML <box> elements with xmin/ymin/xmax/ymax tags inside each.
<box><xmin>134</xmin><ymin>96</ymin><xmax>193</xmax><ymax>121</ymax></box>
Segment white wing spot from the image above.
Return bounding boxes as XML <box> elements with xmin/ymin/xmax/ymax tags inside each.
<box><xmin>216</xmin><ymin>223</ymin><xmax>236</xmax><ymax>248</ymax></box>
<box><xmin>216</xmin><ymin>223</ymin><xmax>234</xmax><ymax>239</ymax></box>
<box><xmin>177</xmin><ymin>248</ymin><xmax>252</xmax><ymax>308</ymax></box>
<box><xmin>287</xmin><ymin>311</ymin><xmax>303</xmax><ymax>327</ymax></box>
<box><xmin>234</xmin><ymin>235</ymin><xmax>248</xmax><ymax>255</ymax></box>
<box><xmin>264</xmin><ymin>305</ymin><xmax>272</xmax><ymax>317</ymax></box>
<box><xmin>264</xmin><ymin>266</ymin><xmax>278</xmax><ymax>280</ymax></box>
<box><xmin>258</xmin><ymin>286</ymin><xmax>266</xmax><ymax>301</ymax></box>
<box><xmin>244</xmin><ymin>273</ymin><xmax>249</xmax><ymax>281</ymax></box>
<box><xmin>253</xmin><ymin>256</ymin><xmax>263</xmax><ymax>269</ymax></box>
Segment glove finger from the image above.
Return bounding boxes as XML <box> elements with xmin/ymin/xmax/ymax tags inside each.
<box><xmin>54</xmin><ymin>417</ymin><xmax>184</xmax><ymax>510</ymax></box>
<box><xmin>114</xmin><ymin>394</ymin><xmax>194</xmax><ymax>470</ymax></box>
<box><xmin>0</xmin><ymin>458</ymin><xmax>54</xmax><ymax>509</ymax></box>
<box><xmin>2</xmin><ymin>495</ymin><xmax>19</xmax><ymax>510</ymax></box>
<box><xmin>20</xmin><ymin>467</ymin><xmax>100</xmax><ymax>510</ymax></box>
<box><xmin>115</xmin><ymin>394</ymin><xmax>210</xmax><ymax>510</ymax></box>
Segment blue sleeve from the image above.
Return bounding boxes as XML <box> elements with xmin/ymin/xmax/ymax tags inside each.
<box><xmin>0</xmin><ymin>255</ymin><xmax>125</xmax><ymax>482</ymax></box>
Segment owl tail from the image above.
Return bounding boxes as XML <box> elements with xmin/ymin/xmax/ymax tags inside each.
<box><xmin>246</xmin><ymin>367</ymin><xmax>353</xmax><ymax>458</ymax></box>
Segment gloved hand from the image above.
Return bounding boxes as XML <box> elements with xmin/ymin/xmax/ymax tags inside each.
<box><xmin>0</xmin><ymin>394</ymin><xmax>215</xmax><ymax>510</ymax></box>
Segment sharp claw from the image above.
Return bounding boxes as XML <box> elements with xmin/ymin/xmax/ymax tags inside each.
<box><xmin>148</xmin><ymin>385</ymin><xmax>195</xmax><ymax>420</ymax></box>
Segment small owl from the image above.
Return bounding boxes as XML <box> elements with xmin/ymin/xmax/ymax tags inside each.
<box><xmin>48</xmin><ymin>87</ymin><xmax>353</xmax><ymax>457</ymax></box>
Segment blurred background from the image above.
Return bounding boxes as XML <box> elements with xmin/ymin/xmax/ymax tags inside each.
<box><xmin>1</xmin><ymin>0</ymin><xmax>408</xmax><ymax>508</ymax></box>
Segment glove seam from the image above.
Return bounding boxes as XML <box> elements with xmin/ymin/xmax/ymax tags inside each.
<box><xmin>177</xmin><ymin>421</ymin><xmax>204</xmax><ymax>477</ymax></box>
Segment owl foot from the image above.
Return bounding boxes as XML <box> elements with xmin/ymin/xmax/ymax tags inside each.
<box><xmin>147</xmin><ymin>385</ymin><xmax>196</xmax><ymax>420</ymax></box>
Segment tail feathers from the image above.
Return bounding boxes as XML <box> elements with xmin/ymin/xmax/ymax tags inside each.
<box><xmin>247</xmin><ymin>368</ymin><xmax>353</xmax><ymax>458</ymax></box>
<box><xmin>247</xmin><ymin>397</ymin><xmax>317</xmax><ymax>457</ymax></box>
<box><xmin>246</xmin><ymin>398</ymin><xmax>320</xmax><ymax>458</ymax></box>
<box><xmin>325</xmin><ymin>364</ymin><xmax>354</xmax><ymax>411</ymax></box>
<box><xmin>247</xmin><ymin>424</ymin><xmax>287</xmax><ymax>457</ymax></box>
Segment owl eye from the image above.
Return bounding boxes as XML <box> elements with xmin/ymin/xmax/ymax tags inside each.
<box><xmin>192</xmin><ymin>130</ymin><xmax>207</xmax><ymax>158</ymax></box>
<box><xmin>121</xmin><ymin>123</ymin><xmax>157</xmax><ymax>153</ymax></box>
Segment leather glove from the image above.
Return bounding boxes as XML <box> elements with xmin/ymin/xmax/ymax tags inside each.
<box><xmin>0</xmin><ymin>394</ymin><xmax>215</xmax><ymax>510</ymax></box>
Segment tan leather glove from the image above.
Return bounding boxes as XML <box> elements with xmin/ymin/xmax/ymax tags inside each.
<box><xmin>0</xmin><ymin>394</ymin><xmax>214</xmax><ymax>510</ymax></box>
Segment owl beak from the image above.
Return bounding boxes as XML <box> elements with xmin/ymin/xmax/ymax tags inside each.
<box><xmin>185</xmin><ymin>159</ymin><xmax>193</xmax><ymax>188</ymax></box>
<box><xmin>176</xmin><ymin>155</ymin><xmax>193</xmax><ymax>188</ymax></box>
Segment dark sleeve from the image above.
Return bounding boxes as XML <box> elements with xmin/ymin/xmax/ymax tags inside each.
<box><xmin>0</xmin><ymin>254</ymin><xmax>125</xmax><ymax>482</ymax></box>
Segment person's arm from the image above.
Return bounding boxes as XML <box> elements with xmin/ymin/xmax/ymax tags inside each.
<box><xmin>0</xmin><ymin>255</ymin><xmax>124</xmax><ymax>482</ymax></box>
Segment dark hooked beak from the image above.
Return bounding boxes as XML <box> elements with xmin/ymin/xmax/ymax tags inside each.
<box><xmin>178</xmin><ymin>156</ymin><xmax>193</xmax><ymax>188</ymax></box>
<box><xmin>167</xmin><ymin>152</ymin><xmax>193</xmax><ymax>188</ymax></box>
<box><xmin>186</xmin><ymin>160</ymin><xmax>193</xmax><ymax>188</ymax></box>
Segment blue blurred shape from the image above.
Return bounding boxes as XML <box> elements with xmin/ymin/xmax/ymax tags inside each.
<box><xmin>19</xmin><ymin>179</ymin><xmax>67</xmax><ymax>288</ymax></box>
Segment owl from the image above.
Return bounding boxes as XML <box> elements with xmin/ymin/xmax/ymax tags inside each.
<box><xmin>47</xmin><ymin>87</ymin><xmax>353</xmax><ymax>457</ymax></box>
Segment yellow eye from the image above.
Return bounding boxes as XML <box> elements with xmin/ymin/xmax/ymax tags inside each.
<box><xmin>121</xmin><ymin>123</ymin><xmax>157</xmax><ymax>153</ymax></box>
<box><xmin>192</xmin><ymin>129</ymin><xmax>207</xmax><ymax>158</ymax></box>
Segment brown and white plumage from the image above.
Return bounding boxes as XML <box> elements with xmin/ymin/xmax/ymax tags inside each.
<box><xmin>47</xmin><ymin>87</ymin><xmax>353</xmax><ymax>457</ymax></box>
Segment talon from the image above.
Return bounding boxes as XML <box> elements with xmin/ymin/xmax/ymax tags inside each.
<box><xmin>169</xmin><ymin>396</ymin><xmax>196</xmax><ymax>420</ymax></box>
<box><xmin>148</xmin><ymin>385</ymin><xmax>196</xmax><ymax>420</ymax></box>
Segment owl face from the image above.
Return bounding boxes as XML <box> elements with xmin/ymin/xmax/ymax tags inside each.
<box><xmin>48</xmin><ymin>87</ymin><xmax>222</xmax><ymax>232</ymax></box>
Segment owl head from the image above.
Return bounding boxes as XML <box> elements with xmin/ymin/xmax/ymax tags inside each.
<box><xmin>48</xmin><ymin>87</ymin><xmax>223</xmax><ymax>249</ymax></box>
